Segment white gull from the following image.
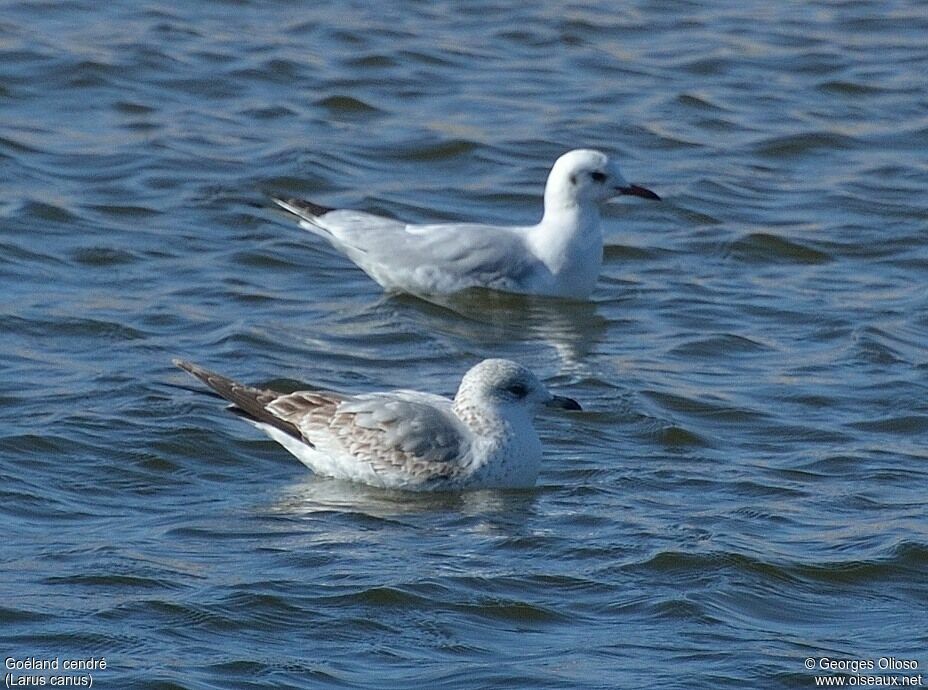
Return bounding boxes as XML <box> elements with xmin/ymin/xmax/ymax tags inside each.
<box><xmin>174</xmin><ymin>358</ymin><xmax>581</xmax><ymax>491</ymax></box>
<box><xmin>272</xmin><ymin>149</ymin><xmax>659</xmax><ymax>300</ymax></box>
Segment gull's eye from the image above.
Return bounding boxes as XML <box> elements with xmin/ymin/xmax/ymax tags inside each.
<box><xmin>591</xmin><ymin>171</ymin><xmax>607</xmax><ymax>183</ymax></box>
<box><xmin>507</xmin><ymin>383</ymin><xmax>528</xmax><ymax>398</ymax></box>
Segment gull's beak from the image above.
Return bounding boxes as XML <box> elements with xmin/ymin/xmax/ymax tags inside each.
<box><xmin>615</xmin><ymin>184</ymin><xmax>661</xmax><ymax>201</ymax></box>
<box><xmin>546</xmin><ymin>394</ymin><xmax>582</xmax><ymax>411</ymax></box>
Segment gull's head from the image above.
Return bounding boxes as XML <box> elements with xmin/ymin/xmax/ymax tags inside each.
<box><xmin>456</xmin><ymin>359</ymin><xmax>581</xmax><ymax>413</ymax></box>
<box><xmin>544</xmin><ymin>149</ymin><xmax>660</xmax><ymax>212</ymax></box>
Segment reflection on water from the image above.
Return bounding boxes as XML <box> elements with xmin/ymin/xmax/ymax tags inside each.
<box><xmin>373</xmin><ymin>290</ymin><xmax>609</xmax><ymax>372</ymax></box>
<box><xmin>269</xmin><ymin>474</ymin><xmax>540</xmax><ymax>524</ymax></box>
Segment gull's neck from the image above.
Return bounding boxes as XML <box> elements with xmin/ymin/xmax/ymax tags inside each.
<box><xmin>529</xmin><ymin>197</ymin><xmax>603</xmax><ymax>294</ymax></box>
<box><xmin>538</xmin><ymin>173</ymin><xmax>603</xmax><ymax>248</ymax></box>
<box><xmin>539</xmin><ymin>196</ymin><xmax>601</xmax><ymax>233</ymax></box>
<box><xmin>453</xmin><ymin>395</ymin><xmax>540</xmax><ymax>485</ymax></box>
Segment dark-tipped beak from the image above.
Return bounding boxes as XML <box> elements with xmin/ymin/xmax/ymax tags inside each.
<box><xmin>616</xmin><ymin>184</ymin><xmax>661</xmax><ymax>201</ymax></box>
<box><xmin>546</xmin><ymin>395</ymin><xmax>582</xmax><ymax>411</ymax></box>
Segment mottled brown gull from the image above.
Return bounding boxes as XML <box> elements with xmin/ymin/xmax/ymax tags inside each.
<box><xmin>174</xmin><ymin>358</ymin><xmax>581</xmax><ymax>491</ymax></box>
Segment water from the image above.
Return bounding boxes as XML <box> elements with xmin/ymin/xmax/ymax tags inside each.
<box><xmin>2</xmin><ymin>1</ymin><xmax>927</xmax><ymax>687</ymax></box>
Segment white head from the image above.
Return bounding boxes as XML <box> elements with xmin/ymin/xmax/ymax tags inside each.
<box><xmin>455</xmin><ymin>359</ymin><xmax>581</xmax><ymax>414</ymax></box>
<box><xmin>543</xmin><ymin>149</ymin><xmax>659</xmax><ymax>213</ymax></box>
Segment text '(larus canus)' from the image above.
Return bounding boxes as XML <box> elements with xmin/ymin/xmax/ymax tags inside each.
<box><xmin>272</xmin><ymin>149</ymin><xmax>659</xmax><ymax>300</ymax></box>
<box><xmin>175</xmin><ymin>358</ymin><xmax>581</xmax><ymax>491</ymax></box>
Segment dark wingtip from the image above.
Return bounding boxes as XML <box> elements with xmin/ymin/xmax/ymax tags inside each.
<box><xmin>174</xmin><ymin>358</ymin><xmax>205</xmax><ymax>378</ymax></box>
<box><xmin>270</xmin><ymin>196</ymin><xmax>334</xmax><ymax>217</ymax></box>
<box><xmin>173</xmin><ymin>359</ymin><xmax>236</xmax><ymax>395</ymax></box>
<box><xmin>173</xmin><ymin>359</ymin><xmax>305</xmax><ymax>442</ymax></box>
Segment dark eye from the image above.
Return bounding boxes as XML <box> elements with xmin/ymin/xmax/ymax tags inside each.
<box><xmin>591</xmin><ymin>171</ymin><xmax>607</xmax><ymax>183</ymax></box>
<box><xmin>507</xmin><ymin>383</ymin><xmax>528</xmax><ymax>398</ymax></box>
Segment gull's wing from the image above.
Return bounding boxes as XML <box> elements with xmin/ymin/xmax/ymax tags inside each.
<box><xmin>272</xmin><ymin>197</ymin><xmax>407</xmax><ymax>242</ymax></box>
<box><xmin>174</xmin><ymin>359</ymin><xmax>341</xmax><ymax>444</ymax></box>
<box><xmin>272</xmin><ymin>196</ymin><xmax>541</xmax><ymax>294</ymax></box>
<box><xmin>272</xmin><ymin>390</ymin><xmax>471</xmax><ymax>484</ymax></box>
<box><xmin>175</xmin><ymin>360</ymin><xmax>471</xmax><ymax>485</ymax></box>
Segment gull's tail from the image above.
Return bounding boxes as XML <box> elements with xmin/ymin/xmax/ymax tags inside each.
<box><xmin>271</xmin><ymin>196</ymin><xmax>334</xmax><ymax>223</ymax></box>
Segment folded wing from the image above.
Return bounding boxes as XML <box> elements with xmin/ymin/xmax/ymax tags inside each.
<box><xmin>273</xmin><ymin>197</ymin><xmax>541</xmax><ymax>294</ymax></box>
<box><xmin>272</xmin><ymin>391</ymin><xmax>471</xmax><ymax>484</ymax></box>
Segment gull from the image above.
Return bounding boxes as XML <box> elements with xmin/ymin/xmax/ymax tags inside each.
<box><xmin>271</xmin><ymin>149</ymin><xmax>659</xmax><ymax>300</ymax></box>
<box><xmin>174</xmin><ymin>358</ymin><xmax>581</xmax><ymax>491</ymax></box>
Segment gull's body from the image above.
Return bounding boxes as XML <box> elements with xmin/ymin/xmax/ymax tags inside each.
<box><xmin>175</xmin><ymin>358</ymin><xmax>580</xmax><ymax>491</ymax></box>
<box><xmin>272</xmin><ymin>149</ymin><xmax>659</xmax><ymax>300</ymax></box>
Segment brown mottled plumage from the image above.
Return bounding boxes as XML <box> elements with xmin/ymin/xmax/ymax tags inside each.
<box><xmin>174</xmin><ymin>358</ymin><xmax>580</xmax><ymax>491</ymax></box>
